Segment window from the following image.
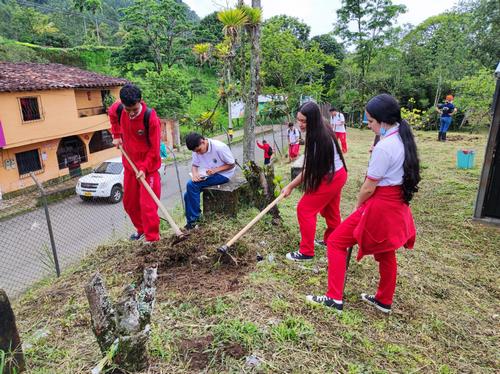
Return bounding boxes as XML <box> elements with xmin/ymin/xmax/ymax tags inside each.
<box><xmin>19</xmin><ymin>97</ymin><xmax>42</xmax><ymax>122</ymax></box>
<box><xmin>89</xmin><ymin>130</ymin><xmax>114</xmax><ymax>153</ymax></box>
<box><xmin>15</xmin><ymin>149</ymin><xmax>42</xmax><ymax>176</ymax></box>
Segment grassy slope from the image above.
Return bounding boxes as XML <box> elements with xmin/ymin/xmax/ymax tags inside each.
<box><xmin>12</xmin><ymin>129</ymin><xmax>499</xmax><ymax>373</ymax></box>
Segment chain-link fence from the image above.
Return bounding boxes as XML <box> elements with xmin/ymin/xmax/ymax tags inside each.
<box><xmin>0</xmin><ymin>172</ymin><xmax>133</xmax><ymax>298</ymax></box>
<box><xmin>0</xmin><ymin>126</ymin><xmax>289</xmax><ymax>299</ymax></box>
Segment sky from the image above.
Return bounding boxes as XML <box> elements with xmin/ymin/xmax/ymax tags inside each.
<box><xmin>183</xmin><ymin>0</ymin><xmax>459</xmax><ymax>36</ymax></box>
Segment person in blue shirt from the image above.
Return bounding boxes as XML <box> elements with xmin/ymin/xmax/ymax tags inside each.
<box><xmin>437</xmin><ymin>95</ymin><xmax>457</xmax><ymax>142</ymax></box>
<box><xmin>160</xmin><ymin>141</ymin><xmax>168</xmax><ymax>174</ymax></box>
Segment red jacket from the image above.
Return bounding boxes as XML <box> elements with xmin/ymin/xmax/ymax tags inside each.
<box><xmin>256</xmin><ymin>141</ymin><xmax>272</xmax><ymax>158</ymax></box>
<box><xmin>109</xmin><ymin>101</ymin><xmax>161</xmax><ymax>174</ymax></box>
<box><xmin>353</xmin><ymin>186</ymin><xmax>416</xmax><ymax>260</ymax></box>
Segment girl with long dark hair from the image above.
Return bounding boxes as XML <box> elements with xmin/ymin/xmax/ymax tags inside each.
<box><xmin>282</xmin><ymin>102</ymin><xmax>348</xmax><ymax>261</ymax></box>
<box><xmin>307</xmin><ymin>94</ymin><xmax>420</xmax><ymax>314</ymax></box>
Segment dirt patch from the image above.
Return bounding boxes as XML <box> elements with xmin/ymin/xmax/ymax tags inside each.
<box><xmin>446</xmin><ymin>135</ymin><xmax>481</xmax><ymax>142</ymax></box>
<box><xmin>179</xmin><ymin>335</ymin><xmax>214</xmax><ymax>371</ymax></box>
<box><xmin>179</xmin><ymin>335</ymin><xmax>246</xmax><ymax>371</ymax></box>
<box><xmin>122</xmin><ymin>225</ymin><xmax>256</xmax><ymax>297</ymax></box>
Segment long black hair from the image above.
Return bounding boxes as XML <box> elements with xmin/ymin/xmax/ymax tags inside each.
<box><xmin>365</xmin><ymin>94</ymin><xmax>421</xmax><ymax>204</ymax></box>
<box><xmin>299</xmin><ymin>101</ymin><xmax>347</xmax><ymax>193</ymax></box>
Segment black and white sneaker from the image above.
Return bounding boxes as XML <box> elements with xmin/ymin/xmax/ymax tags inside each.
<box><xmin>184</xmin><ymin>222</ymin><xmax>199</xmax><ymax>231</ymax></box>
<box><xmin>361</xmin><ymin>293</ymin><xmax>392</xmax><ymax>314</ymax></box>
<box><xmin>129</xmin><ymin>232</ymin><xmax>145</xmax><ymax>241</ymax></box>
<box><xmin>286</xmin><ymin>251</ymin><xmax>314</xmax><ymax>262</ymax></box>
<box><xmin>306</xmin><ymin>295</ymin><xmax>343</xmax><ymax>312</ymax></box>
<box><xmin>314</xmin><ymin>239</ymin><xmax>326</xmax><ymax>247</ymax></box>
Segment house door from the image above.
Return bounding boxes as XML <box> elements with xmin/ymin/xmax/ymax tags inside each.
<box><xmin>57</xmin><ymin>136</ymin><xmax>87</xmax><ymax>176</ymax></box>
<box><xmin>483</xmin><ymin>129</ymin><xmax>500</xmax><ymax>218</ymax></box>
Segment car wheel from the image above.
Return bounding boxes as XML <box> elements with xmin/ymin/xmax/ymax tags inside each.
<box><xmin>80</xmin><ymin>195</ymin><xmax>92</xmax><ymax>202</ymax></box>
<box><xmin>109</xmin><ymin>185</ymin><xmax>123</xmax><ymax>203</ymax></box>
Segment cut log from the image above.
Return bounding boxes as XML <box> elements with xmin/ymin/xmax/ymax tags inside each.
<box><xmin>0</xmin><ymin>289</ymin><xmax>26</xmax><ymax>373</ymax></box>
<box><xmin>85</xmin><ymin>266</ymin><xmax>157</xmax><ymax>373</ymax></box>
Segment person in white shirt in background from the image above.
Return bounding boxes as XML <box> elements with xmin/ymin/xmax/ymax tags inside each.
<box><xmin>330</xmin><ymin>107</ymin><xmax>348</xmax><ymax>153</ymax></box>
<box><xmin>184</xmin><ymin>132</ymin><xmax>235</xmax><ymax>230</ymax></box>
<box><xmin>287</xmin><ymin>122</ymin><xmax>301</xmax><ymax>162</ymax></box>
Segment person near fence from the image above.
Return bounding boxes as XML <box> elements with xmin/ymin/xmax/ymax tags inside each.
<box><xmin>184</xmin><ymin>133</ymin><xmax>235</xmax><ymax>230</ymax></box>
<box><xmin>160</xmin><ymin>140</ymin><xmax>168</xmax><ymax>175</ymax></box>
<box><xmin>436</xmin><ymin>95</ymin><xmax>457</xmax><ymax>142</ymax></box>
<box><xmin>109</xmin><ymin>84</ymin><xmax>162</xmax><ymax>243</ymax></box>
<box><xmin>306</xmin><ymin>94</ymin><xmax>420</xmax><ymax>313</ymax></box>
<box><xmin>287</xmin><ymin>122</ymin><xmax>301</xmax><ymax>162</ymax></box>
<box><xmin>330</xmin><ymin>107</ymin><xmax>348</xmax><ymax>153</ymax></box>
<box><xmin>282</xmin><ymin>101</ymin><xmax>348</xmax><ymax>262</ymax></box>
<box><xmin>256</xmin><ymin>139</ymin><xmax>272</xmax><ymax>165</ymax></box>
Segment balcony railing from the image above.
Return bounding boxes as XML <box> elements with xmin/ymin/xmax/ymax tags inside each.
<box><xmin>78</xmin><ymin>106</ymin><xmax>106</xmax><ymax>118</ymax></box>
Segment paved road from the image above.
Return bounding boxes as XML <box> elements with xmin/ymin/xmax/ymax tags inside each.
<box><xmin>0</xmin><ymin>129</ymin><xmax>287</xmax><ymax>297</ymax></box>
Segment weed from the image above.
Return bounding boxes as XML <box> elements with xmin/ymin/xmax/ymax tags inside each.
<box><xmin>212</xmin><ymin>319</ymin><xmax>263</xmax><ymax>351</ymax></box>
<box><xmin>270</xmin><ymin>316</ymin><xmax>315</xmax><ymax>343</ymax></box>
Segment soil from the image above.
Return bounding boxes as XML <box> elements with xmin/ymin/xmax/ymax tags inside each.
<box><xmin>179</xmin><ymin>335</ymin><xmax>246</xmax><ymax>371</ymax></box>
<box><xmin>123</xmin><ymin>225</ymin><xmax>256</xmax><ymax>298</ymax></box>
<box><xmin>445</xmin><ymin>135</ymin><xmax>481</xmax><ymax>142</ymax></box>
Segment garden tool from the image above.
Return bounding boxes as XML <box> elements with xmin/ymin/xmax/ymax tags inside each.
<box><xmin>217</xmin><ymin>190</ymin><xmax>287</xmax><ymax>260</ymax></box>
<box><xmin>118</xmin><ymin>145</ymin><xmax>188</xmax><ymax>244</ymax></box>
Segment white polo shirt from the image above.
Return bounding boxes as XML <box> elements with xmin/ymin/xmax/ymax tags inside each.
<box><xmin>331</xmin><ymin>113</ymin><xmax>346</xmax><ymax>133</ymax></box>
<box><xmin>288</xmin><ymin>127</ymin><xmax>300</xmax><ymax>144</ymax></box>
<box><xmin>366</xmin><ymin>125</ymin><xmax>404</xmax><ymax>186</ymax></box>
<box><xmin>191</xmin><ymin>139</ymin><xmax>235</xmax><ymax>179</ymax></box>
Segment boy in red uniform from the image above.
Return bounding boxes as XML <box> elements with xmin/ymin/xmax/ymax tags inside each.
<box><xmin>306</xmin><ymin>94</ymin><xmax>420</xmax><ymax>314</ymax></box>
<box><xmin>109</xmin><ymin>84</ymin><xmax>162</xmax><ymax>243</ymax></box>
<box><xmin>256</xmin><ymin>139</ymin><xmax>272</xmax><ymax>165</ymax></box>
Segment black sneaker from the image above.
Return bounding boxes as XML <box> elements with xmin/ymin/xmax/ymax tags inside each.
<box><xmin>130</xmin><ymin>232</ymin><xmax>145</xmax><ymax>241</ymax></box>
<box><xmin>184</xmin><ymin>222</ymin><xmax>198</xmax><ymax>231</ymax></box>
<box><xmin>314</xmin><ymin>239</ymin><xmax>326</xmax><ymax>247</ymax></box>
<box><xmin>361</xmin><ymin>293</ymin><xmax>392</xmax><ymax>314</ymax></box>
<box><xmin>286</xmin><ymin>251</ymin><xmax>314</xmax><ymax>262</ymax></box>
<box><xmin>306</xmin><ymin>295</ymin><xmax>343</xmax><ymax>312</ymax></box>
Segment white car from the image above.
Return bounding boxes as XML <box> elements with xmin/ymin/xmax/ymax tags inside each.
<box><xmin>76</xmin><ymin>157</ymin><xmax>124</xmax><ymax>203</ymax></box>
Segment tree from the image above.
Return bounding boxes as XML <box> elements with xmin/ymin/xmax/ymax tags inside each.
<box><xmin>310</xmin><ymin>33</ymin><xmax>345</xmax><ymax>98</ymax></box>
<box><xmin>242</xmin><ymin>2</ymin><xmax>262</xmax><ymax>163</ymax></box>
<box><xmin>193</xmin><ymin>11</ymin><xmax>224</xmax><ymax>44</ymax></box>
<box><xmin>144</xmin><ymin>68</ymin><xmax>190</xmax><ymax>119</ymax></box>
<box><xmin>264</xmin><ymin>15</ymin><xmax>311</xmax><ymax>45</ymax></box>
<box><xmin>73</xmin><ymin>0</ymin><xmax>103</xmax><ymax>44</ymax></box>
<box><xmin>121</xmin><ymin>0</ymin><xmax>192</xmax><ymax>73</ymax></box>
<box><xmin>335</xmin><ymin>0</ymin><xmax>406</xmax><ymax>111</ymax></box>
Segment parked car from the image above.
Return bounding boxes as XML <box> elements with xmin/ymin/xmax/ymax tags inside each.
<box><xmin>76</xmin><ymin>157</ymin><xmax>124</xmax><ymax>203</ymax></box>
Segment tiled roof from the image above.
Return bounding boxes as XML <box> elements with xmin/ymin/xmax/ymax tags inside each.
<box><xmin>0</xmin><ymin>62</ymin><xmax>129</xmax><ymax>92</ymax></box>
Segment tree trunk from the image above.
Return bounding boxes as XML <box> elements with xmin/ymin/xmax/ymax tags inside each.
<box><xmin>85</xmin><ymin>267</ymin><xmax>158</xmax><ymax>372</ymax></box>
<box><xmin>243</xmin><ymin>0</ymin><xmax>262</xmax><ymax>164</ymax></box>
<box><xmin>243</xmin><ymin>161</ymin><xmax>281</xmax><ymax>224</ymax></box>
<box><xmin>0</xmin><ymin>289</ymin><xmax>26</xmax><ymax>374</ymax></box>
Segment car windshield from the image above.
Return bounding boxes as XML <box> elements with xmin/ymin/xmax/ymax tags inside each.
<box><xmin>94</xmin><ymin>162</ymin><xmax>123</xmax><ymax>175</ymax></box>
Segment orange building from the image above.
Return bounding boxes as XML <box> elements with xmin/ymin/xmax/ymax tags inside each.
<box><xmin>0</xmin><ymin>62</ymin><xmax>128</xmax><ymax>196</ymax></box>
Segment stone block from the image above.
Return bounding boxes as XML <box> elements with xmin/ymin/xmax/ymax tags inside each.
<box><xmin>203</xmin><ymin>176</ymin><xmax>248</xmax><ymax>217</ymax></box>
<box><xmin>291</xmin><ymin>155</ymin><xmax>304</xmax><ymax>180</ymax></box>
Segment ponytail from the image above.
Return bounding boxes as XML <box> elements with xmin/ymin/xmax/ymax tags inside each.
<box><xmin>399</xmin><ymin>119</ymin><xmax>420</xmax><ymax>204</ymax></box>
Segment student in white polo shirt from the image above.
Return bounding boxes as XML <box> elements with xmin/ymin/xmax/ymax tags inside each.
<box><xmin>184</xmin><ymin>133</ymin><xmax>235</xmax><ymax>229</ymax></box>
<box><xmin>330</xmin><ymin>107</ymin><xmax>347</xmax><ymax>153</ymax></box>
<box><xmin>307</xmin><ymin>94</ymin><xmax>420</xmax><ymax>314</ymax></box>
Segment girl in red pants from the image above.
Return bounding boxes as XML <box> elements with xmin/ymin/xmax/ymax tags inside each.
<box><xmin>307</xmin><ymin>94</ymin><xmax>420</xmax><ymax>313</ymax></box>
<box><xmin>282</xmin><ymin>102</ymin><xmax>348</xmax><ymax>262</ymax></box>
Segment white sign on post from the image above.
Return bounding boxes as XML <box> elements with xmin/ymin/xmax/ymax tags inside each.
<box><xmin>230</xmin><ymin>101</ymin><xmax>245</xmax><ymax>119</ymax></box>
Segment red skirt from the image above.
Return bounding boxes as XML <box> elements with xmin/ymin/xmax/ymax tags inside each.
<box><xmin>353</xmin><ymin>186</ymin><xmax>416</xmax><ymax>260</ymax></box>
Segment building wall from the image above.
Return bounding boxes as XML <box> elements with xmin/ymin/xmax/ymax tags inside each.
<box><xmin>0</xmin><ymin>86</ymin><xmax>122</xmax><ymax>195</ymax></box>
<box><xmin>74</xmin><ymin>89</ymin><xmax>104</xmax><ymax>110</ymax></box>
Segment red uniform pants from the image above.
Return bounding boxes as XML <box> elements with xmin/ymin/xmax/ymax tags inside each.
<box><xmin>297</xmin><ymin>167</ymin><xmax>347</xmax><ymax>257</ymax></box>
<box><xmin>335</xmin><ymin>132</ymin><xmax>348</xmax><ymax>153</ymax></box>
<box><xmin>123</xmin><ymin>168</ymin><xmax>161</xmax><ymax>241</ymax></box>
<box><xmin>289</xmin><ymin>144</ymin><xmax>300</xmax><ymax>159</ymax></box>
<box><xmin>326</xmin><ymin>207</ymin><xmax>397</xmax><ymax>305</ymax></box>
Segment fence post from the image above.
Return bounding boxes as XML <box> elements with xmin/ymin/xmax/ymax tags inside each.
<box><xmin>165</xmin><ymin>145</ymin><xmax>185</xmax><ymax>214</ymax></box>
<box><xmin>30</xmin><ymin>173</ymin><xmax>61</xmax><ymax>277</ymax></box>
<box><xmin>0</xmin><ymin>289</ymin><xmax>26</xmax><ymax>373</ymax></box>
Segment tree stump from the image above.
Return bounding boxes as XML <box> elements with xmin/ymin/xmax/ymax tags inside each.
<box><xmin>85</xmin><ymin>267</ymin><xmax>157</xmax><ymax>373</ymax></box>
<box><xmin>203</xmin><ymin>176</ymin><xmax>249</xmax><ymax>217</ymax></box>
<box><xmin>0</xmin><ymin>289</ymin><xmax>26</xmax><ymax>374</ymax></box>
<box><xmin>291</xmin><ymin>154</ymin><xmax>304</xmax><ymax>180</ymax></box>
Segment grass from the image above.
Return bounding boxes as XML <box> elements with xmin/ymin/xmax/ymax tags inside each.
<box><xmin>11</xmin><ymin>128</ymin><xmax>500</xmax><ymax>373</ymax></box>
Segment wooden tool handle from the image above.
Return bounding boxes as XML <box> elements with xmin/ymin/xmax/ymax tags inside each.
<box><xmin>119</xmin><ymin>145</ymin><xmax>183</xmax><ymax>236</ymax></box>
<box><xmin>226</xmin><ymin>193</ymin><xmax>285</xmax><ymax>248</ymax></box>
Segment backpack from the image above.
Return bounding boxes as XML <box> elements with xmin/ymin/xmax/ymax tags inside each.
<box><xmin>117</xmin><ymin>104</ymin><xmax>153</xmax><ymax>146</ymax></box>
<box><xmin>268</xmin><ymin>146</ymin><xmax>273</xmax><ymax>156</ymax></box>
